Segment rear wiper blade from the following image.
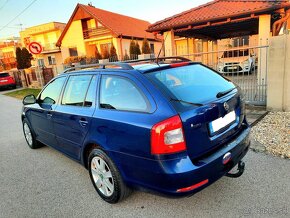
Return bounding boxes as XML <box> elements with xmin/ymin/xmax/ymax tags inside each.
<box><xmin>170</xmin><ymin>98</ymin><xmax>203</xmax><ymax>107</ymax></box>
<box><xmin>216</xmin><ymin>87</ymin><xmax>236</xmax><ymax>98</ymax></box>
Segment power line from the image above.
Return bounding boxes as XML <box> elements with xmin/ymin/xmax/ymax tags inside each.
<box><xmin>0</xmin><ymin>0</ymin><xmax>10</xmax><ymax>12</ymax></box>
<box><xmin>0</xmin><ymin>25</ymin><xmax>21</xmax><ymax>29</ymax></box>
<box><xmin>0</xmin><ymin>0</ymin><xmax>38</xmax><ymax>32</ymax></box>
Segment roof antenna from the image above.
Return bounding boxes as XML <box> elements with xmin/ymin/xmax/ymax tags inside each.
<box><xmin>156</xmin><ymin>31</ymin><xmax>169</xmax><ymax>65</ymax></box>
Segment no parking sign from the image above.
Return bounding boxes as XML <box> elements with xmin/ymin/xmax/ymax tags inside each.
<box><xmin>28</xmin><ymin>42</ymin><xmax>43</xmax><ymax>54</ymax></box>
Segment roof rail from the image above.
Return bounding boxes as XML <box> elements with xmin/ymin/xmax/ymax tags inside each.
<box><xmin>62</xmin><ymin>62</ymin><xmax>134</xmax><ymax>73</ymax></box>
<box><xmin>62</xmin><ymin>56</ymin><xmax>192</xmax><ymax>74</ymax></box>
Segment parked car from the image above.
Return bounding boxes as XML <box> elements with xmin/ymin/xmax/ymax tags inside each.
<box><xmin>0</xmin><ymin>72</ymin><xmax>16</xmax><ymax>90</ymax></box>
<box><xmin>22</xmin><ymin>58</ymin><xmax>250</xmax><ymax>203</ymax></box>
<box><xmin>217</xmin><ymin>48</ymin><xmax>256</xmax><ymax>74</ymax></box>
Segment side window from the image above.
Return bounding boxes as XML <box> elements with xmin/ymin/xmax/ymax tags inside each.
<box><xmin>62</xmin><ymin>75</ymin><xmax>92</xmax><ymax>106</ymax></box>
<box><xmin>39</xmin><ymin>77</ymin><xmax>66</xmax><ymax>105</ymax></box>
<box><xmin>84</xmin><ymin>76</ymin><xmax>97</xmax><ymax>107</ymax></box>
<box><xmin>100</xmin><ymin>75</ymin><xmax>149</xmax><ymax>112</ymax></box>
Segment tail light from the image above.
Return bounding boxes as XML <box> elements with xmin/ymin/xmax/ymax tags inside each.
<box><xmin>151</xmin><ymin>115</ymin><xmax>186</xmax><ymax>155</ymax></box>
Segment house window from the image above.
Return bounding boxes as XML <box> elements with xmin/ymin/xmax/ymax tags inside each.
<box><xmin>69</xmin><ymin>47</ymin><xmax>78</xmax><ymax>57</ymax></box>
<box><xmin>150</xmin><ymin>43</ymin><xmax>154</xmax><ymax>54</ymax></box>
<box><xmin>38</xmin><ymin>59</ymin><xmax>44</xmax><ymax>67</ymax></box>
<box><xmin>233</xmin><ymin>36</ymin><xmax>249</xmax><ymax>47</ymax></box>
<box><xmin>48</xmin><ymin>56</ymin><xmax>56</xmax><ymax>65</ymax></box>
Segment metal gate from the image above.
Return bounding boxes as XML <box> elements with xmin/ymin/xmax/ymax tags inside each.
<box><xmin>177</xmin><ymin>45</ymin><xmax>268</xmax><ymax>106</ymax></box>
<box><xmin>42</xmin><ymin>68</ymin><xmax>54</xmax><ymax>85</ymax></box>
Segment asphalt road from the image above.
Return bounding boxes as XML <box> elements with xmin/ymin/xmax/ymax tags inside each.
<box><xmin>0</xmin><ymin>93</ymin><xmax>289</xmax><ymax>218</ymax></box>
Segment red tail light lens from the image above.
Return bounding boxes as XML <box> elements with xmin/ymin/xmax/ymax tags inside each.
<box><xmin>151</xmin><ymin>115</ymin><xmax>186</xmax><ymax>155</ymax></box>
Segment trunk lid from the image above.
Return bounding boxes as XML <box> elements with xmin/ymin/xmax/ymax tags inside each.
<box><xmin>179</xmin><ymin>91</ymin><xmax>245</xmax><ymax>160</ymax></box>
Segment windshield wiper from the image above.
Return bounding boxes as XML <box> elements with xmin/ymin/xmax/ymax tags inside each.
<box><xmin>216</xmin><ymin>87</ymin><xmax>236</xmax><ymax>98</ymax></box>
<box><xmin>170</xmin><ymin>98</ymin><xmax>203</xmax><ymax>107</ymax></box>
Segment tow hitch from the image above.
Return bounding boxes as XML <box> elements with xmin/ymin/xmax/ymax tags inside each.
<box><xmin>226</xmin><ymin>161</ymin><xmax>245</xmax><ymax>178</ymax></box>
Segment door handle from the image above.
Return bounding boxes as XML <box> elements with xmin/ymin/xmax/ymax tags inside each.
<box><xmin>79</xmin><ymin>119</ymin><xmax>88</xmax><ymax>127</ymax></box>
<box><xmin>47</xmin><ymin>113</ymin><xmax>53</xmax><ymax>119</ymax></box>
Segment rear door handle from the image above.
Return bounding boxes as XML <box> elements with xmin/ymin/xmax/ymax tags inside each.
<box><xmin>47</xmin><ymin>113</ymin><xmax>53</xmax><ymax>119</ymax></box>
<box><xmin>79</xmin><ymin>119</ymin><xmax>88</xmax><ymax>127</ymax></box>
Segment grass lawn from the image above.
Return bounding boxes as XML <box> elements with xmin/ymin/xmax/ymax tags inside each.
<box><xmin>4</xmin><ymin>88</ymin><xmax>41</xmax><ymax>100</ymax></box>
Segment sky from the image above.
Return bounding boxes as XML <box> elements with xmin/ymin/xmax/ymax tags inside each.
<box><xmin>0</xmin><ymin>0</ymin><xmax>210</xmax><ymax>39</ymax></box>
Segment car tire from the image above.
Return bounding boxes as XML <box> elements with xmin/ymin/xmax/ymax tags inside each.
<box><xmin>22</xmin><ymin>118</ymin><xmax>43</xmax><ymax>149</ymax></box>
<box><xmin>88</xmin><ymin>149</ymin><xmax>132</xmax><ymax>203</ymax></box>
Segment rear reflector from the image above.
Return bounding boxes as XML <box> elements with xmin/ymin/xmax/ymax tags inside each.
<box><xmin>151</xmin><ymin>115</ymin><xmax>186</xmax><ymax>155</ymax></box>
<box><xmin>170</xmin><ymin>62</ymin><xmax>190</xmax><ymax>68</ymax></box>
<box><xmin>176</xmin><ymin>179</ymin><xmax>209</xmax><ymax>193</ymax></box>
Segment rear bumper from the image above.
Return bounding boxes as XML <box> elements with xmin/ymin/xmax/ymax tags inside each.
<box><xmin>115</xmin><ymin>125</ymin><xmax>251</xmax><ymax>196</ymax></box>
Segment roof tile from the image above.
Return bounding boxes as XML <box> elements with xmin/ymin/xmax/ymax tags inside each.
<box><xmin>148</xmin><ymin>0</ymin><xmax>290</xmax><ymax>32</ymax></box>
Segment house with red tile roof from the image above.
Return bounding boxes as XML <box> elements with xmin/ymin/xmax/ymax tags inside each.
<box><xmin>56</xmin><ymin>4</ymin><xmax>162</xmax><ymax>62</ymax></box>
<box><xmin>147</xmin><ymin>0</ymin><xmax>290</xmax><ymax>57</ymax></box>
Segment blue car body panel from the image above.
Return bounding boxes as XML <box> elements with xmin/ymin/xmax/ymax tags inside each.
<box><xmin>22</xmin><ymin>63</ymin><xmax>250</xmax><ymax>197</ymax></box>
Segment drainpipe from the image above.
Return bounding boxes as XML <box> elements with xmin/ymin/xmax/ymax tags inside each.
<box><xmin>119</xmin><ymin>34</ymin><xmax>123</xmax><ymax>60</ymax></box>
<box><xmin>272</xmin><ymin>9</ymin><xmax>290</xmax><ymax>36</ymax></box>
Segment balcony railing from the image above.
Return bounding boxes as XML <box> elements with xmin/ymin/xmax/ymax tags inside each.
<box><xmin>83</xmin><ymin>27</ymin><xmax>111</xmax><ymax>39</ymax></box>
<box><xmin>42</xmin><ymin>43</ymin><xmax>59</xmax><ymax>52</ymax></box>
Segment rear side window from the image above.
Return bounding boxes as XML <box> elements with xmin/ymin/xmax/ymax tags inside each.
<box><xmin>0</xmin><ymin>73</ymin><xmax>9</xmax><ymax>78</ymax></box>
<box><xmin>100</xmin><ymin>75</ymin><xmax>149</xmax><ymax>112</ymax></box>
<box><xmin>62</xmin><ymin>75</ymin><xmax>92</xmax><ymax>106</ymax></box>
<box><xmin>39</xmin><ymin>77</ymin><xmax>66</xmax><ymax>105</ymax></box>
<box><xmin>146</xmin><ymin>64</ymin><xmax>235</xmax><ymax>109</ymax></box>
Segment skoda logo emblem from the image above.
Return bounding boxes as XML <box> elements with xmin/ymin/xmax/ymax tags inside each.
<box><xmin>224</xmin><ymin>102</ymin><xmax>230</xmax><ymax>111</ymax></box>
<box><xmin>222</xmin><ymin>152</ymin><xmax>232</xmax><ymax>165</ymax></box>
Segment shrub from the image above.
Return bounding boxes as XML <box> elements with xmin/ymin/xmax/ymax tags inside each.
<box><xmin>123</xmin><ymin>50</ymin><xmax>130</xmax><ymax>61</ymax></box>
<box><xmin>135</xmin><ymin>40</ymin><xmax>141</xmax><ymax>56</ymax></box>
<box><xmin>16</xmin><ymin>47</ymin><xmax>33</xmax><ymax>69</ymax></box>
<box><xmin>95</xmin><ymin>46</ymin><xmax>102</xmax><ymax>60</ymax></box>
<box><xmin>109</xmin><ymin>45</ymin><xmax>118</xmax><ymax>62</ymax></box>
<box><xmin>142</xmin><ymin>38</ymin><xmax>151</xmax><ymax>54</ymax></box>
<box><xmin>102</xmin><ymin>47</ymin><xmax>110</xmax><ymax>59</ymax></box>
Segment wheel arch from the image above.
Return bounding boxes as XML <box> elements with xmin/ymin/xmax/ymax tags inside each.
<box><xmin>81</xmin><ymin>142</ymin><xmax>102</xmax><ymax>169</ymax></box>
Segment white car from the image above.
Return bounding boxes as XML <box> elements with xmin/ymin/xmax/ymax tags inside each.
<box><xmin>217</xmin><ymin>48</ymin><xmax>256</xmax><ymax>74</ymax></box>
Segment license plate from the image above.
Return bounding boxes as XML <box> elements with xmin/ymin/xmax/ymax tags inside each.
<box><xmin>0</xmin><ymin>80</ymin><xmax>8</xmax><ymax>83</ymax></box>
<box><xmin>209</xmin><ymin>111</ymin><xmax>236</xmax><ymax>133</ymax></box>
<box><xmin>227</xmin><ymin>66</ymin><xmax>237</xmax><ymax>70</ymax></box>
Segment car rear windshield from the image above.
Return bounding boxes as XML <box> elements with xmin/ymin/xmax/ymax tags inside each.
<box><xmin>146</xmin><ymin>64</ymin><xmax>235</xmax><ymax>111</ymax></box>
<box><xmin>0</xmin><ymin>73</ymin><xmax>9</xmax><ymax>78</ymax></box>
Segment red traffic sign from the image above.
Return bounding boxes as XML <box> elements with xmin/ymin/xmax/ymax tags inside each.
<box><xmin>28</xmin><ymin>42</ymin><xmax>43</xmax><ymax>55</ymax></box>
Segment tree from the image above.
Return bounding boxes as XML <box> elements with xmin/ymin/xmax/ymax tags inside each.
<box><xmin>142</xmin><ymin>38</ymin><xmax>151</xmax><ymax>54</ymax></box>
<box><xmin>102</xmin><ymin>46</ymin><xmax>110</xmax><ymax>59</ymax></box>
<box><xmin>129</xmin><ymin>39</ymin><xmax>136</xmax><ymax>59</ymax></box>
<box><xmin>16</xmin><ymin>47</ymin><xmax>23</xmax><ymax>69</ymax></box>
<box><xmin>109</xmin><ymin>44</ymin><xmax>118</xmax><ymax>62</ymax></box>
<box><xmin>135</xmin><ymin>40</ymin><xmax>141</xmax><ymax>56</ymax></box>
<box><xmin>16</xmin><ymin>47</ymin><xmax>33</xmax><ymax>69</ymax></box>
<box><xmin>123</xmin><ymin>50</ymin><xmax>130</xmax><ymax>61</ymax></box>
<box><xmin>95</xmin><ymin>46</ymin><xmax>102</xmax><ymax>60</ymax></box>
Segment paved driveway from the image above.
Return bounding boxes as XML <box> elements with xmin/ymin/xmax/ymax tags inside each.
<box><xmin>0</xmin><ymin>94</ymin><xmax>289</xmax><ymax>218</ymax></box>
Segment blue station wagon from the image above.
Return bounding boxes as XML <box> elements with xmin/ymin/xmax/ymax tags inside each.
<box><xmin>22</xmin><ymin>57</ymin><xmax>250</xmax><ymax>203</ymax></box>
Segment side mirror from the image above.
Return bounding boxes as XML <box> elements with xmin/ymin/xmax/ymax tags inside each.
<box><xmin>23</xmin><ymin>94</ymin><xmax>36</xmax><ymax>105</ymax></box>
